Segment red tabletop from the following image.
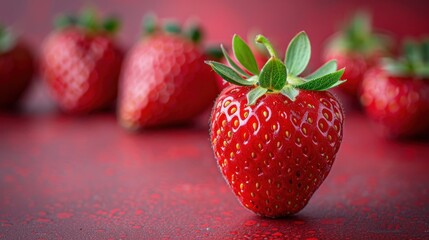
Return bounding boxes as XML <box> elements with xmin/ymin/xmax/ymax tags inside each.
<box><xmin>1</xmin><ymin>83</ymin><xmax>428</xmax><ymax>239</ymax></box>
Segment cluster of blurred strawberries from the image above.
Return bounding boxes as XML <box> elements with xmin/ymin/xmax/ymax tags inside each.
<box><xmin>0</xmin><ymin>9</ymin><xmax>428</xmax><ymax>139</ymax></box>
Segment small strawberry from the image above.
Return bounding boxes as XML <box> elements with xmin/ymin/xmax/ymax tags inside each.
<box><xmin>324</xmin><ymin>11</ymin><xmax>391</xmax><ymax>98</ymax></box>
<box><xmin>41</xmin><ymin>8</ymin><xmax>123</xmax><ymax>114</ymax></box>
<box><xmin>118</xmin><ymin>16</ymin><xmax>218</xmax><ymax>129</ymax></box>
<box><xmin>360</xmin><ymin>39</ymin><xmax>429</xmax><ymax>138</ymax></box>
<box><xmin>0</xmin><ymin>25</ymin><xmax>35</xmax><ymax>109</ymax></box>
<box><xmin>206</xmin><ymin>32</ymin><xmax>345</xmax><ymax>217</ymax></box>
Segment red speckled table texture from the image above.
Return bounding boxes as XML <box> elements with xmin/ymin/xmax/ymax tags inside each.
<box><xmin>0</xmin><ymin>83</ymin><xmax>429</xmax><ymax>240</ymax></box>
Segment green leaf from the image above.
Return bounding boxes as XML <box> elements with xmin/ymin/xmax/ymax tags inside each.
<box><xmin>142</xmin><ymin>14</ymin><xmax>157</xmax><ymax>34</ymax></box>
<box><xmin>280</xmin><ymin>85</ymin><xmax>299</xmax><ymax>101</ymax></box>
<box><xmin>221</xmin><ymin>45</ymin><xmax>250</xmax><ymax>77</ymax></box>
<box><xmin>295</xmin><ymin>68</ymin><xmax>345</xmax><ymax>91</ymax></box>
<box><xmin>247</xmin><ymin>86</ymin><xmax>268</xmax><ymax>105</ymax></box>
<box><xmin>233</xmin><ymin>34</ymin><xmax>259</xmax><ymax>75</ymax></box>
<box><xmin>205</xmin><ymin>61</ymin><xmax>256</xmax><ymax>86</ymax></box>
<box><xmin>163</xmin><ymin>21</ymin><xmax>181</xmax><ymax>34</ymax></box>
<box><xmin>305</xmin><ymin>60</ymin><xmax>337</xmax><ymax>80</ymax></box>
<box><xmin>103</xmin><ymin>16</ymin><xmax>120</xmax><ymax>34</ymax></box>
<box><xmin>204</xmin><ymin>46</ymin><xmax>223</xmax><ymax>60</ymax></box>
<box><xmin>416</xmin><ymin>65</ymin><xmax>429</xmax><ymax>77</ymax></box>
<box><xmin>403</xmin><ymin>39</ymin><xmax>422</xmax><ymax>63</ymax></box>
<box><xmin>78</xmin><ymin>8</ymin><xmax>99</xmax><ymax>32</ymax></box>
<box><xmin>421</xmin><ymin>39</ymin><xmax>429</xmax><ymax>64</ymax></box>
<box><xmin>287</xmin><ymin>75</ymin><xmax>306</xmax><ymax>85</ymax></box>
<box><xmin>382</xmin><ymin>58</ymin><xmax>408</xmax><ymax>76</ymax></box>
<box><xmin>285</xmin><ymin>31</ymin><xmax>311</xmax><ymax>76</ymax></box>
<box><xmin>347</xmin><ymin>11</ymin><xmax>371</xmax><ymax>42</ymax></box>
<box><xmin>259</xmin><ymin>57</ymin><xmax>287</xmax><ymax>90</ymax></box>
<box><xmin>54</xmin><ymin>14</ymin><xmax>77</xmax><ymax>29</ymax></box>
<box><xmin>0</xmin><ymin>27</ymin><xmax>15</xmax><ymax>53</ymax></box>
<box><xmin>185</xmin><ymin>23</ymin><xmax>202</xmax><ymax>43</ymax></box>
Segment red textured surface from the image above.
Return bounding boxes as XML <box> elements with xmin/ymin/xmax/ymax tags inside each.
<box><xmin>1</xmin><ymin>83</ymin><xmax>429</xmax><ymax>239</ymax></box>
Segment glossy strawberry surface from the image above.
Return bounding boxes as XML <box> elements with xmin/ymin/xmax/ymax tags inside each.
<box><xmin>41</xmin><ymin>28</ymin><xmax>123</xmax><ymax>114</ymax></box>
<box><xmin>118</xmin><ymin>34</ymin><xmax>218</xmax><ymax>129</ymax></box>
<box><xmin>210</xmin><ymin>86</ymin><xmax>344</xmax><ymax>217</ymax></box>
<box><xmin>360</xmin><ymin>68</ymin><xmax>429</xmax><ymax>138</ymax></box>
<box><xmin>0</xmin><ymin>41</ymin><xmax>35</xmax><ymax>109</ymax></box>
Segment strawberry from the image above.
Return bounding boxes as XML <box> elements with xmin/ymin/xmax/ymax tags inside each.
<box><xmin>206</xmin><ymin>32</ymin><xmax>345</xmax><ymax>217</ymax></box>
<box><xmin>360</xmin><ymin>39</ymin><xmax>429</xmax><ymax>138</ymax></box>
<box><xmin>41</xmin><ymin>9</ymin><xmax>123</xmax><ymax>114</ymax></box>
<box><xmin>324</xmin><ymin>11</ymin><xmax>391</xmax><ymax>98</ymax></box>
<box><xmin>118</xmin><ymin>16</ymin><xmax>218</xmax><ymax>129</ymax></box>
<box><xmin>0</xmin><ymin>25</ymin><xmax>35</xmax><ymax>109</ymax></box>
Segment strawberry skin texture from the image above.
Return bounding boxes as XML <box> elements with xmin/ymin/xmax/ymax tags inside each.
<box><xmin>119</xmin><ymin>34</ymin><xmax>218</xmax><ymax>129</ymax></box>
<box><xmin>361</xmin><ymin>68</ymin><xmax>429</xmax><ymax>138</ymax></box>
<box><xmin>0</xmin><ymin>41</ymin><xmax>35</xmax><ymax>109</ymax></box>
<box><xmin>210</xmin><ymin>86</ymin><xmax>344</xmax><ymax>217</ymax></box>
<box><xmin>41</xmin><ymin>28</ymin><xmax>123</xmax><ymax>114</ymax></box>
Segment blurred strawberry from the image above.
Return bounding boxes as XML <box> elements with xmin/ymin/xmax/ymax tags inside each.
<box><xmin>118</xmin><ymin>16</ymin><xmax>218</xmax><ymax>130</ymax></box>
<box><xmin>324</xmin><ymin>11</ymin><xmax>391</xmax><ymax>98</ymax></box>
<box><xmin>41</xmin><ymin>8</ymin><xmax>123</xmax><ymax>114</ymax></box>
<box><xmin>361</xmin><ymin>39</ymin><xmax>429</xmax><ymax>138</ymax></box>
<box><xmin>0</xmin><ymin>25</ymin><xmax>35</xmax><ymax>109</ymax></box>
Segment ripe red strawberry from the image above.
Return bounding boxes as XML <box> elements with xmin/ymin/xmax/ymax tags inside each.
<box><xmin>360</xmin><ymin>40</ymin><xmax>429</xmax><ymax>138</ymax></box>
<box><xmin>0</xmin><ymin>26</ymin><xmax>35</xmax><ymax>109</ymax></box>
<box><xmin>41</xmin><ymin>9</ymin><xmax>123</xmax><ymax>114</ymax></box>
<box><xmin>207</xmin><ymin>32</ymin><xmax>345</xmax><ymax>217</ymax></box>
<box><xmin>118</xmin><ymin>17</ymin><xmax>218</xmax><ymax>129</ymax></box>
<box><xmin>324</xmin><ymin>11</ymin><xmax>391</xmax><ymax>98</ymax></box>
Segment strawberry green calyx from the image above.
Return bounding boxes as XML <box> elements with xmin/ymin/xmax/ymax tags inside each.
<box><xmin>142</xmin><ymin>14</ymin><xmax>157</xmax><ymax>34</ymax></box>
<box><xmin>206</xmin><ymin>31</ymin><xmax>346</xmax><ymax>105</ymax></box>
<box><xmin>382</xmin><ymin>39</ymin><xmax>429</xmax><ymax>78</ymax></box>
<box><xmin>328</xmin><ymin>11</ymin><xmax>391</xmax><ymax>56</ymax></box>
<box><xmin>163</xmin><ymin>21</ymin><xmax>182</xmax><ymax>34</ymax></box>
<box><xmin>185</xmin><ymin>23</ymin><xmax>202</xmax><ymax>44</ymax></box>
<box><xmin>142</xmin><ymin>14</ymin><xmax>203</xmax><ymax>44</ymax></box>
<box><xmin>54</xmin><ymin>8</ymin><xmax>120</xmax><ymax>35</ymax></box>
<box><xmin>0</xmin><ymin>25</ymin><xmax>16</xmax><ymax>53</ymax></box>
<box><xmin>204</xmin><ymin>45</ymin><xmax>223</xmax><ymax>60</ymax></box>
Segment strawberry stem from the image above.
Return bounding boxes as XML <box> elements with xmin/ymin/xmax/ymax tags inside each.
<box><xmin>142</xmin><ymin>14</ymin><xmax>157</xmax><ymax>35</ymax></box>
<box><xmin>255</xmin><ymin>34</ymin><xmax>278</xmax><ymax>58</ymax></box>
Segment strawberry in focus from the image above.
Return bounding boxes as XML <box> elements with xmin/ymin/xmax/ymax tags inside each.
<box><xmin>207</xmin><ymin>32</ymin><xmax>345</xmax><ymax>217</ymax></box>
<box><xmin>0</xmin><ymin>25</ymin><xmax>35</xmax><ymax>109</ymax></box>
<box><xmin>361</xmin><ymin>39</ymin><xmax>429</xmax><ymax>138</ymax></box>
<box><xmin>41</xmin><ymin>9</ymin><xmax>123</xmax><ymax>114</ymax></box>
<box><xmin>118</xmin><ymin>16</ymin><xmax>218</xmax><ymax>130</ymax></box>
<box><xmin>324</xmin><ymin>11</ymin><xmax>391</xmax><ymax>99</ymax></box>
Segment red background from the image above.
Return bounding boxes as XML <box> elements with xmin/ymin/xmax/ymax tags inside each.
<box><xmin>1</xmin><ymin>0</ymin><xmax>429</xmax><ymax>239</ymax></box>
<box><xmin>2</xmin><ymin>0</ymin><xmax>429</xmax><ymax>66</ymax></box>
